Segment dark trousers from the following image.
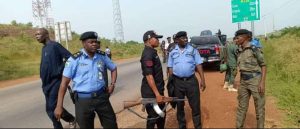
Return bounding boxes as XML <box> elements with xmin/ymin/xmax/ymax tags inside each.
<box><xmin>145</xmin><ymin>103</ymin><xmax>166</xmax><ymax>129</ymax></box>
<box><xmin>173</xmin><ymin>75</ymin><xmax>201</xmax><ymax>129</ymax></box>
<box><xmin>44</xmin><ymin>87</ymin><xmax>75</xmax><ymax>129</ymax></box>
<box><xmin>75</xmin><ymin>93</ymin><xmax>118</xmax><ymax>129</ymax></box>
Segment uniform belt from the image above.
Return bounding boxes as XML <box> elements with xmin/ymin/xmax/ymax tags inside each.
<box><xmin>76</xmin><ymin>88</ymin><xmax>105</xmax><ymax>98</ymax></box>
<box><xmin>173</xmin><ymin>75</ymin><xmax>194</xmax><ymax>81</ymax></box>
<box><xmin>240</xmin><ymin>72</ymin><xmax>261</xmax><ymax>80</ymax></box>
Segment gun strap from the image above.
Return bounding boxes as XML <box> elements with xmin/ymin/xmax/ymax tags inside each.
<box><xmin>126</xmin><ymin>103</ymin><xmax>169</xmax><ymax>120</ymax></box>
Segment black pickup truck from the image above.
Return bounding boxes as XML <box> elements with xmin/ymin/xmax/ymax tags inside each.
<box><xmin>190</xmin><ymin>35</ymin><xmax>224</xmax><ymax>68</ymax></box>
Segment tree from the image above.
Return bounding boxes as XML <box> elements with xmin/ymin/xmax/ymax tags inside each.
<box><xmin>126</xmin><ymin>40</ymin><xmax>140</xmax><ymax>44</ymax></box>
<box><xmin>26</xmin><ymin>22</ymin><xmax>33</xmax><ymax>27</ymax></box>
<box><xmin>11</xmin><ymin>20</ymin><xmax>17</xmax><ymax>26</ymax></box>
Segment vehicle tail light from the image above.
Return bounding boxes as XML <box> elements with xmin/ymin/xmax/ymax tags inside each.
<box><xmin>214</xmin><ymin>44</ymin><xmax>220</xmax><ymax>55</ymax></box>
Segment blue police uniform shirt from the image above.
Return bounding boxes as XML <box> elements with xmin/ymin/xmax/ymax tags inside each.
<box><xmin>251</xmin><ymin>38</ymin><xmax>262</xmax><ymax>48</ymax></box>
<box><xmin>63</xmin><ymin>49</ymin><xmax>116</xmax><ymax>93</ymax></box>
<box><xmin>40</xmin><ymin>40</ymin><xmax>71</xmax><ymax>93</ymax></box>
<box><xmin>167</xmin><ymin>44</ymin><xmax>203</xmax><ymax>78</ymax></box>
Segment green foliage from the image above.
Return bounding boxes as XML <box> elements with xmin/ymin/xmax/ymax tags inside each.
<box><xmin>270</xmin><ymin>26</ymin><xmax>300</xmax><ymax>39</ymax></box>
<box><xmin>263</xmin><ymin>35</ymin><xmax>300</xmax><ymax>127</ymax></box>
<box><xmin>11</xmin><ymin>20</ymin><xmax>17</xmax><ymax>26</ymax></box>
<box><xmin>0</xmin><ymin>23</ymin><xmax>143</xmax><ymax>81</ymax></box>
<box><xmin>126</xmin><ymin>40</ymin><xmax>140</xmax><ymax>44</ymax></box>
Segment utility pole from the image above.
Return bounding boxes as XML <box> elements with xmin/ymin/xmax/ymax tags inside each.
<box><xmin>263</xmin><ymin>15</ymin><xmax>267</xmax><ymax>39</ymax></box>
<box><xmin>112</xmin><ymin>0</ymin><xmax>125</xmax><ymax>42</ymax></box>
<box><xmin>272</xmin><ymin>15</ymin><xmax>275</xmax><ymax>32</ymax></box>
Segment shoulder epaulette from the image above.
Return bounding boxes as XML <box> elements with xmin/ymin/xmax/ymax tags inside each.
<box><xmin>71</xmin><ymin>51</ymin><xmax>82</xmax><ymax>59</ymax></box>
<box><xmin>97</xmin><ymin>50</ymin><xmax>106</xmax><ymax>55</ymax></box>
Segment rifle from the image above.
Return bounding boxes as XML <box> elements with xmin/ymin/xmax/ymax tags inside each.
<box><xmin>123</xmin><ymin>97</ymin><xmax>187</xmax><ymax>120</ymax></box>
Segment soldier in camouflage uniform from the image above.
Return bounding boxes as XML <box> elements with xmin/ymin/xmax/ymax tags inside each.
<box><xmin>234</xmin><ymin>29</ymin><xmax>267</xmax><ymax>128</ymax></box>
<box><xmin>223</xmin><ymin>37</ymin><xmax>238</xmax><ymax>92</ymax></box>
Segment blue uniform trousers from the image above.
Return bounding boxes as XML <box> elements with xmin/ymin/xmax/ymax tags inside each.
<box><xmin>173</xmin><ymin>75</ymin><xmax>201</xmax><ymax>129</ymax></box>
<box><xmin>75</xmin><ymin>92</ymin><xmax>118</xmax><ymax>129</ymax></box>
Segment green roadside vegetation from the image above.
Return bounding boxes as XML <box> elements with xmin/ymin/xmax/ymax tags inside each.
<box><xmin>263</xmin><ymin>26</ymin><xmax>300</xmax><ymax>127</ymax></box>
<box><xmin>0</xmin><ymin>22</ymin><xmax>144</xmax><ymax>81</ymax></box>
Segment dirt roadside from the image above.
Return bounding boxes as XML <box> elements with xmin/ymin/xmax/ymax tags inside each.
<box><xmin>115</xmin><ymin>71</ymin><xmax>284</xmax><ymax>128</ymax></box>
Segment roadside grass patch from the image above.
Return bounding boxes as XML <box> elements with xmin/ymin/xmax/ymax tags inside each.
<box><xmin>263</xmin><ymin>35</ymin><xmax>300</xmax><ymax>127</ymax></box>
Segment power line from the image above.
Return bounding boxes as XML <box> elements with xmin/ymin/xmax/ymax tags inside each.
<box><xmin>262</xmin><ymin>0</ymin><xmax>297</xmax><ymax>17</ymax></box>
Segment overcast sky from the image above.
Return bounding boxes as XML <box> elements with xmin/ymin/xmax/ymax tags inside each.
<box><xmin>1</xmin><ymin>0</ymin><xmax>300</xmax><ymax>42</ymax></box>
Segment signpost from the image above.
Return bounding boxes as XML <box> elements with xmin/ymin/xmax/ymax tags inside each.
<box><xmin>231</xmin><ymin>0</ymin><xmax>260</xmax><ymax>23</ymax></box>
<box><xmin>54</xmin><ymin>21</ymin><xmax>72</xmax><ymax>50</ymax></box>
<box><xmin>231</xmin><ymin>0</ymin><xmax>260</xmax><ymax>36</ymax></box>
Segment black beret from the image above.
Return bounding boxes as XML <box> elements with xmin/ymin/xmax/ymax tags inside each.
<box><xmin>235</xmin><ymin>29</ymin><xmax>251</xmax><ymax>37</ymax></box>
<box><xmin>175</xmin><ymin>31</ymin><xmax>187</xmax><ymax>38</ymax></box>
<box><xmin>143</xmin><ymin>30</ymin><xmax>163</xmax><ymax>42</ymax></box>
<box><xmin>80</xmin><ymin>31</ymin><xmax>98</xmax><ymax>41</ymax></box>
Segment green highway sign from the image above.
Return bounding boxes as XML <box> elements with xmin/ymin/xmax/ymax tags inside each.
<box><xmin>231</xmin><ymin>0</ymin><xmax>260</xmax><ymax>23</ymax></box>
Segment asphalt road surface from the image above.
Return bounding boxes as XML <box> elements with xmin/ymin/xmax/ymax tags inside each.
<box><xmin>0</xmin><ymin>58</ymin><xmax>167</xmax><ymax>128</ymax></box>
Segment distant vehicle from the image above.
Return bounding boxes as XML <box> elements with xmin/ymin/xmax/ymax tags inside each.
<box><xmin>200</xmin><ymin>30</ymin><xmax>213</xmax><ymax>36</ymax></box>
<box><xmin>190</xmin><ymin>35</ymin><xmax>224</xmax><ymax>69</ymax></box>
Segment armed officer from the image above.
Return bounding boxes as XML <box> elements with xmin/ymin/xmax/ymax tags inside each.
<box><xmin>140</xmin><ymin>30</ymin><xmax>166</xmax><ymax>129</ymax></box>
<box><xmin>54</xmin><ymin>31</ymin><xmax>118</xmax><ymax>129</ymax></box>
<box><xmin>168</xmin><ymin>31</ymin><xmax>206</xmax><ymax>129</ymax></box>
<box><xmin>234</xmin><ymin>29</ymin><xmax>267</xmax><ymax>128</ymax></box>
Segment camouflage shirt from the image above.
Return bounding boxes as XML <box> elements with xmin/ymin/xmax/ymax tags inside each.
<box><xmin>237</xmin><ymin>42</ymin><xmax>266</xmax><ymax>73</ymax></box>
<box><xmin>225</xmin><ymin>42</ymin><xmax>238</xmax><ymax>67</ymax></box>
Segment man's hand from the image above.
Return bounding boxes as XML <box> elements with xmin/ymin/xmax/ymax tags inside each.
<box><xmin>107</xmin><ymin>84</ymin><xmax>115</xmax><ymax>94</ymax></box>
<box><xmin>258</xmin><ymin>82</ymin><xmax>265</xmax><ymax>96</ymax></box>
<box><xmin>155</xmin><ymin>95</ymin><xmax>164</xmax><ymax>104</ymax></box>
<box><xmin>54</xmin><ymin>107</ymin><xmax>63</xmax><ymax>121</ymax></box>
<box><xmin>200</xmin><ymin>81</ymin><xmax>206</xmax><ymax>92</ymax></box>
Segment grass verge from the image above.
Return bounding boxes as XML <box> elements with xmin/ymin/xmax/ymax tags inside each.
<box><xmin>263</xmin><ymin>35</ymin><xmax>300</xmax><ymax>127</ymax></box>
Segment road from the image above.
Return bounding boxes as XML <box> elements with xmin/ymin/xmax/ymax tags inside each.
<box><xmin>0</xmin><ymin>58</ymin><xmax>159</xmax><ymax>128</ymax></box>
<box><xmin>116</xmin><ymin>68</ymin><xmax>282</xmax><ymax>128</ymax></box>
<box><xmin>0</xmin><ymin>57</ymin><xmax>282</xmax><ymax>128</ymax></box>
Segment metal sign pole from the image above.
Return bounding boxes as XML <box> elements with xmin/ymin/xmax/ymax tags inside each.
<box><xmin>251</xmin><ymin>21</ymin><xmax>255</xmax><ymax>37</ymax></box>
<box><xmin>238</xmin><ymin>23</ymin><xmax>241</xmax><ymax>30</ymax></box>
<box><xmin>64</xmin><ymin>21</ymin><xmax>69</xmax><ymax>50</ymax></box>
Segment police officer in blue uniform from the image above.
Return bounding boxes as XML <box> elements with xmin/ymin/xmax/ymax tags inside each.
<box><xmin>54</xmin><ymin>31</ymin><xmax>118</xmax><ymax>129</ymax></box>
<box><xmin>35</xmin><ymin>28</ymin><xmax>75</xmax><ymax>129</ymax></box>
<box><xmin>168</xmin><ymin>31</ymin><xmax>206</xmax><ymax>129</ymax></box>
<box><xmin>140</xmin><ymin>30</ymin><xmax>166</xmax><ymax>129</ymax></box>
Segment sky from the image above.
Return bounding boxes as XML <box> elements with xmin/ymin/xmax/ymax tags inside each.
<box><xmin>0</xmin><ymin>0</ymin><xmax>300</xmax><ymax>42</ymax></box>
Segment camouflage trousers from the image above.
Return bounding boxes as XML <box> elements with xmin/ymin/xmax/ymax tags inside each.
<box><xmin>224</xmin><ymin>66</ymin><xmax>237</xmax><ymax>85</ymax></box>
<box><xmin>236</xmin><ymin>74</ymin><xmax>265</xmax><ymax>128</ymax></box>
